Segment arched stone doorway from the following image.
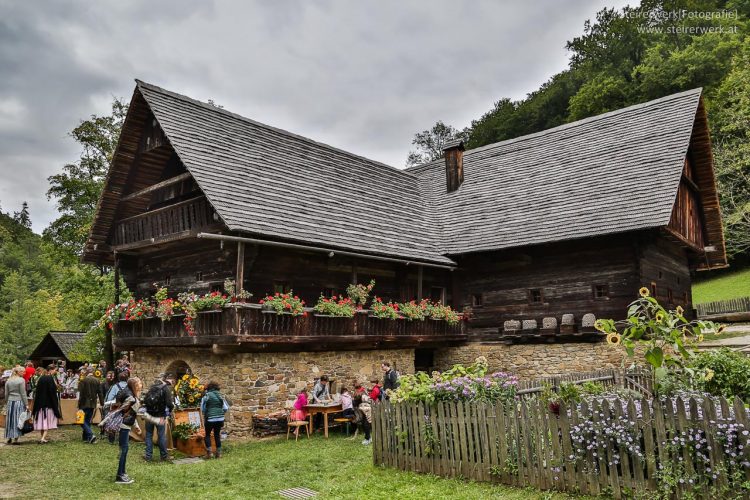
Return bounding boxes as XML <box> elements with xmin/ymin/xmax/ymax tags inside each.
<box><xmin>164</xmin><ymin>360</ymin><xmax>192</xmax><ymax>380</ymax></box>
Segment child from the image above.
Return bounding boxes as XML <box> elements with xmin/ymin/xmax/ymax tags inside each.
<box><xmin>290</xmin><ymin>389</ymin><xmax>308</xmax><ymax>438</ymax></box>
<box><xmin>340</xmin><ymin>387</ymin><xmax>353</xmax><ymax>418</ymax></box>
<box><xmin>368</xmin><ymin>379</ymin><xmax>382</xmax><ymax>402</ymax></box>
<box><xmin>352</xmin><ymin>394</ymin><xmax>372</xmax><ymax>445</ymax></box>
<box><xmin>353</xmin><ymin>383</ymin><xmax>366</xmax><ymax>397</ymax></box>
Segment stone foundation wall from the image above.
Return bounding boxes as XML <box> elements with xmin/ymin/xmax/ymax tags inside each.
<box><xmin>130</xmin><ymin>348</ymin><xmax>414</xmax><ymax>437</ymax></box>
<box><xmin>434</xmin><ymin>341</ymin><xmax>623</xmax><ymax>379</ymax></box>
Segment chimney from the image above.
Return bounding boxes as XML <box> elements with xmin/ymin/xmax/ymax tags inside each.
<box><xmin>443</xmin><ymin>138</ymin><xmax>465</xmax><ymax>193</ymax></box>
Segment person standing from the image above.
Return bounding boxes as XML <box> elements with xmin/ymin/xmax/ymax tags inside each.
<box><xmin>311</xmin><ymin>375</ymin><xmax>330</xmax><ymax>431</ymax></box>
<box><xmin>23</xmin><ymin>361</ymin><xmax>35</xmax><ymax>394</ymax></box>
<box><xmin>200</xmin><ymin>381</ymin><xmax>228</xmax><ymax>459</ymax></box>
<box><xmin>143</xmin><ymin>374</ymin><xmax>174</xmax><ymax>462</ymax></box>
<box><xmin>4</xmin><ymin>366</ymin><xmax>29</xmax><ymax>445</ymax></box>
<box><xmin>78</xmin><ymin>367</ymin><xmax>100</xmax><ymax>444</ymax></box>
<box><xmin>114</xmin><ymin>377</ymin><xmax>142</xmax><ymax>485</ymax></box>
<box><xmin>99</xmin><ymin>371</ymin><xmax>115</xmax><ymax>438</ymax></box>
<box><xmin>381</xmin><ymin>362</ymin><xmax>399</xmax><ymax>399</ymax></box>
<box><xmin>32</xmin><ymin>365</ymin><xmax>62</xmax><ymax>443</ymax></box>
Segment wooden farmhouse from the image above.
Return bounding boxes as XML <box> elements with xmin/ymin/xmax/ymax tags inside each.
<box><xmin>82</xmin><ymin>81</ymin><xmax>726</xmax><ymax>435</ymax></box>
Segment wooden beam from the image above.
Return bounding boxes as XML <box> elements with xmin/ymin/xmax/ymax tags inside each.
<box><xmin>236</xmin><ymin>241</ymin><xmax>245</xmax><ymax>290</ymax></box>
<box><xmin>120</xmin><ymin>172</ymin><xmax>192</xmax><ymax>202</ymax></box>
<box><xmin>112</xmin><ymin>229</ymin><xmax>203</xmax><ymax>252</ymax></box>
<box><xmin>107</xmin><ymin>254</ymin><xmax>119</xmax><ymax>367</ymax></box>
<box><xmin>417</xmin><ymin>265</ymin><xmax>423</xmax><ymax>300</ymax></box>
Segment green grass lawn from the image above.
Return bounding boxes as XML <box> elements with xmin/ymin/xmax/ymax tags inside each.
<box><xmin>692</xmin><ymin>266</ymin><xmax>750</xmax><ymax>303</ymax></box>
<box><xmin>0</xmin><ymin>427</ymin><xmax>575</xmax><ymax>499</ymax></box>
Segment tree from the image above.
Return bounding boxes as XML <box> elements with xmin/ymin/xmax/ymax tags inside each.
<box><xmin>0</xmin><ymin>272</ymin><xmax>65</xmax><ymax>365</ymax></box>
<box><xmin>405</xmin><ymin>121</ymin><xmax>468</xmax><ymax>167</ymax></box>
<box><xmin>12</xmin><ymin>202</ymin><xmax>31</xmax><ymax>229</ymax></box>
<box><xmin>45</xmin><ymin>98</ymin><xmax>127</xmax><ymax>260</ymax></box>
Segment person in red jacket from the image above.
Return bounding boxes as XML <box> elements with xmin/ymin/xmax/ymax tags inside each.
<box><xmin>23</xmin><ymin>362</ymin><xmax>35</xmax><ymax>382</ymax></box>
<box><xmin>368</xmin><ymin>379</ymin><xmax>382</xmax><ymax>402</ymax></box>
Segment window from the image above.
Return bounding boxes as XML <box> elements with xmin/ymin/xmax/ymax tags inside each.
<box><xmin>667</xmin><ymin>288</ymin><xmax>674</xmax><ymax>304</ymax></box>
<box><xmin>650</xmin><ymin>282</ymin><xmax>657</xmax><ymax>298</ymax></box>
<box><xmin>164</xmin><ymin>275</ymin><xmax>171</xmax><ymax>286</ymax></box>
<box><xmin>195</xmin><ymin>271</ymin><xmax>203</xmax><ymax>282</ymax></box>
<box><xmin>658</xmin><ymin>271</ymin><xmax>663</xmax><ymax>279</ymax></box>
<box><xmin>528</xmin><ymin>288</ymin><xmax>544</xmax><ymax>305</ymax></box>
<box><xmin>430</xmin><ymin>287</ymin><xmax>445</xmax><ymax>304</ymax></box>
<box><xmin>592</xmin><ymin>284</ymin><xmax>609</xmax><ymax>299</ymax></box>
<box><xmin>471</xmin><ymin>293</ymin><xmax>484</xmax><ymax>307</ymax></box>
<box><xmin>273</xmin><ymin>281</ymin><xmax>291</xmax><ymax>294</ymax></box>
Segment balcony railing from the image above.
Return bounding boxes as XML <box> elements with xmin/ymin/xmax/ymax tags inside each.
<box><xmin>114</xmin><ymin>196</ymin><xmax>215</xmax><ymax>248</ymax></box>
<box><xmin>114</xmin><ymin>304</ymin><xmax>467</xmax><ymax>349</ymax></box>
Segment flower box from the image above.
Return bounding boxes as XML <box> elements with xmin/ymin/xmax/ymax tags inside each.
<box><xmin>174</xmin><ymin>435</ymin><xmax>206</xmax><ymax>457</ymax></box>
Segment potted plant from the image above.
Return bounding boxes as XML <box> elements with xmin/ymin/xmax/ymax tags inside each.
<box><xmin>427</xmin><ymin>302</ymin><xmax>461</xmax><ymax>325</ymax></box>
<box><xmin>259</xmin><ymin>292</ymin><xmax>306</xmax><ymax>316</ymax></box>
<box><xmin>346</xmin><ymin>279</ymin><xmax>375</xmax><ymax>309</ymax></box>
<box><xmin>172</xmin><ymin>423</ymin><xmax>205</xmax><ymax>457</ymax></box>
<box><xmin>369</xmin><ymin>297</ymin><xmax>400</xmax><ymax>319</ymax></box>
<box><xmin>313</xmin><ymin>295</ymin><xmax>355</xmax><ymax>317</ymax></box>
<box><xmin>225</xmin><ymin>279</ymin><xmax>253</xmax><ymax>304</ymax></box>
<box><xmin>124</xmin><ymin>299</ymin><xmax>153</xmax><ymax>321</ymax></box>
<box><xmin>398</xmin><ymin>299</ymin><xmax>430</xmax><ymax>321</ymax></box>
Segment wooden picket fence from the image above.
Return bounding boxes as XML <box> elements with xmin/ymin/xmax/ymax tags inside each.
<box><xmin>514</xmin><ymin>368</ymin><xmax>654</xmax><ymax>398</ymax></box>
<box><xmin>372</xmin><ymin>396</ymin><xmax>750</xmax><ymax>498</ymax></box>
<box><xmin>696</xmin><ymin>296</ymin><xmax>750</xmax><ymax>318</ymax></box>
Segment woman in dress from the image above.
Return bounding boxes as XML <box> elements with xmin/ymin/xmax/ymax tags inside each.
<box><xmin>4</xmin><ymin>366</ymin><xmax>29</xmax><ymax>445</ymax></box>
<box><xmin>31</xmin><ymin>365</ymin><xmax>62</xmax><ymax>443</ymax></box>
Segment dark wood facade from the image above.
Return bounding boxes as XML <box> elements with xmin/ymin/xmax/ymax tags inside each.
<box><xmin>84</xmin><ymin>83</ymin><xmax>727</xmax><ymax>352</ymax></box>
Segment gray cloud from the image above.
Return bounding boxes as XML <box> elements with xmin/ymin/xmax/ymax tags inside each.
<box><xmin>0</xmin><ymin>0</ymin><xmax>631</xmax><ymax>232</ymax></box>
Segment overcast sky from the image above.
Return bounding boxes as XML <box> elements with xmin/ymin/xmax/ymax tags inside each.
<box><xmin>0</xmin><ymin>0</ymin><xmax>632</xmax><ymax>233</ymax></box>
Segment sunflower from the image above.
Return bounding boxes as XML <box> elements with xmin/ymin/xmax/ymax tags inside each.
<box><xmin>606</xmin><ymin>332</ymin><xmax>621</xmax><ymax>345</ymax></box>
<box><xmin>189</xmin><ymin>379</ymin><xmax>198</xmax><ymax>389</ymax></box>
<box><xmin>188</xmin><ymin>396</ymin><xmax>195</xmax><ymax>403</ymax></box>
<box><xmin>594</xmin><ymin>319</ymin><xmax>606</xmax><ymax>332</ymax></box>
<box><xmin>182</xmin><ymin>374</ymin><xmax>189</xmax><ymax>381</ymax></box>
<box><xmin>697</xmin><ymin>334</ymin><xmax>704</xmax><ymax>343</ymax></box>
<box><xmin>198</xmin><ymin>385</ymin><xmax>205</xmax><ymax>391</ymax></box>
<box><xmin>704</xmin><ymin>368</ymin><xmax>715</xmax><ymax>382</ymax></box>
<box><xmin>94</xmin><ymin>370</ymin><xmax>102</xmax><ymax>378</ymax></box>
<box><xmin>655</xmin><ymin>312</ymin><xmax>665</xmax><ymax>322</ymax></box>
<box><xmin>639</xmin><ymin>287</ymin><xmax>650</xmax><ymax>297</ymax></box>
<box><xmin>675</xmin><ymin>305</ymin><xmax>684</xmax><ymax>316</ymax></box>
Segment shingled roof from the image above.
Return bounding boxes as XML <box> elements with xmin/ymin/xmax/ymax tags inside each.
<box><xmin>136</xmin><ymin>81</ymin><xmax>452</xmax><ymax>265</ymax></box>
<box><xmin>406</xmin><ymin>88</ymin><xmax>705</xmax><ymax>255</ymax></box>
<box><xmin>29</xmin><ymin>332</ymin><xmax>86</xmax><ymax>361</ymax></box>
<box><xmin>86</xmin><ymin>82</ymin><xmax>721</xmax><ymax>267</ymax></box>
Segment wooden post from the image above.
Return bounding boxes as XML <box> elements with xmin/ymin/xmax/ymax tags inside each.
<box><xmin>236</xmin><ymin>241</ymin><xmax>245</xmax><ymax>290</ymax></box>
<box><xmin>107</xmin><ymin>253</ymin><xmax>119</xmax><ymax>368</ymax></box>
<box><xmin>351</xmin><ymin>263</ymin><xmax>358</xmax><ymax>284</ymax></box>
<box><xmin>417</xmin><ymin>265</ymin><xmax>423</xmax><ymax>300</ymax></box>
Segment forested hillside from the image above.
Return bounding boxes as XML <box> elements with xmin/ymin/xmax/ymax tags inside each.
<box><xmin>408</xmin><ymin>0</ymin><xmax>750</xmax><ymax>261</ymax></box>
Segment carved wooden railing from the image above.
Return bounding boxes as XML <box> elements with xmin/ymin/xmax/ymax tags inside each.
<box><xmin>113</xmin><ymin>196</ymin><xmax>214</xmax><ymax>247</ymax></box>
<box><xmin>115</xmin><ymin>305</ymin><xmax>466</xmax><ymax>341</ymax></box>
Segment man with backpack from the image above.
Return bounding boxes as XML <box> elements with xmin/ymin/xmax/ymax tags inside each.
<box><xmin>381</xmin><ymin>362</ymin><xmax>400</xmax><ymax>399</ymax></box>
<box><xmin>143</xmin><ymin>374</ymin><xmax>174</xmax><ymax>462</ymax></box>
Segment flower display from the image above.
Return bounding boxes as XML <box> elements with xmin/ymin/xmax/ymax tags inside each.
<box><xmin>174</xmin><ymin>373</ymin><xmax>204</xmax><ymax>409</ymax></box>
<box><xmin>124</xmin><ymin>299</ymin><xmax>154</xmax><ymax>321</ymax></box>
<box><xmin>426</xmin><ymin>302</ymin><xmax>460</xmax><ymax>325</ymax></box>
<box><xmin>260</xmin><ymin>292</ymin><xmax>306</xmax><ymax>316</ymax></box>
<box><xmin>399</xmin><ymin>299</ymin><xmax>430</xmax><ymax>321</ymax></box>
<box><xmin>370</xmin><ymin>297</ymin><xmax>400</xmax><ymax>319</ymax></box>
<box><xmin>314</xmin><ymin>295</ymin><xmax>355</xmax><ymax>317</ymax></box>
<box><xmin>346</xmin><ymin>279</ymin><xmax>375</xmax><ymax>308</ymax></box>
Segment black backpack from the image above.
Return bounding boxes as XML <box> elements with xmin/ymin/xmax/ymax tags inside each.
<box><xmin>144</xmin><ymin>383</ymin><xmax>166</xmax><ymax>415</ymax></box>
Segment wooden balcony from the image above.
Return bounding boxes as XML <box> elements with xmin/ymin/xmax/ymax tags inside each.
<box><xmin>113</xmin><ymin>196</ymin><xmax>216</xmax><ymax>250</ymax></box>
<box><xmin>114</xmin><ymin>304</ymin><xmax>468</xmax><ymax>352</ymax></box>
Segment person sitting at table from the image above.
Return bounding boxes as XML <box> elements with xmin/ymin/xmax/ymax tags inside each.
<box><xmin>353</xmin><ymin>382</ymin><xmax>366</xmax><ymax>397</ymax></box>
<box><xmin>312</xmin><ymin>375</ymin><xmax>330</xmax><ymax>403</ymax></box>
<box><xmin>289</xmin><ymin>388</ymin><xmax>308</xmax><ymax>438</ymax></box>
<box><xmin>340</xmin><ymin>387</ymin><xmax>353</xmax><ymax>418</ymax></box>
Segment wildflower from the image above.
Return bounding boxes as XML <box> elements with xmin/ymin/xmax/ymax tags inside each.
<box><xmin>606</xmin><ymin>332</ymin><xmax>621</xmax><ymax>345</ymax></box>
<box><xmin>675</xmin><ymin>305</ymin><xmax>684</xmax><ymax>315</ymax></box>
<box><xmin>639</xmin><ymin>287</ymin><xmax>650</xmax><ymax>297</ymax></box>
<box><xmin>655</xmin><ymin>311</ymin><xmax>665</xmax><ymax>322</ymax></box>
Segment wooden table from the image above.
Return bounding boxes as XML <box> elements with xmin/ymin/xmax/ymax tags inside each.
<box><xmin>305</xmin><ymin>403</ymin><xmax>342</xmax><ymax>438</ymax></box>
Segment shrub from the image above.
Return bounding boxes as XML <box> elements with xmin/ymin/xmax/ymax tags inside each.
<box><xmin>688</xmin><ymin>348</ymin><xmax>750</xmax><ymax>401</ymax></box>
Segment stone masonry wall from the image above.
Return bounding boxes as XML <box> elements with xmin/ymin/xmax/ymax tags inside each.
<box><xmin>434</xmin><ymin>341</ymin><xmax>623</xmax><ymax>380</ymax></box>
<box><xmin>130</xmin><ymin>348</ymin><xmax>414</xmax><ymax>437</ymax></box>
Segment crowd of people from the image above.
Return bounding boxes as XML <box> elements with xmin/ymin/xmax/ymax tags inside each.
<box><xmin>3</xmin><ymin>357</ymin><xmax>398</xmax><ymax>485</ymax></box>
<box><xmin>291</xmin><ymin>362</ymin><xmax>400</xmax><ymax>445</ymax></box>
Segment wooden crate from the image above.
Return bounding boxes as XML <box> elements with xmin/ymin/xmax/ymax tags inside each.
<box><xmin>175</xmin><ymin>435</ymin><xmax>206</xmax><ymax>457</ymax></box>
